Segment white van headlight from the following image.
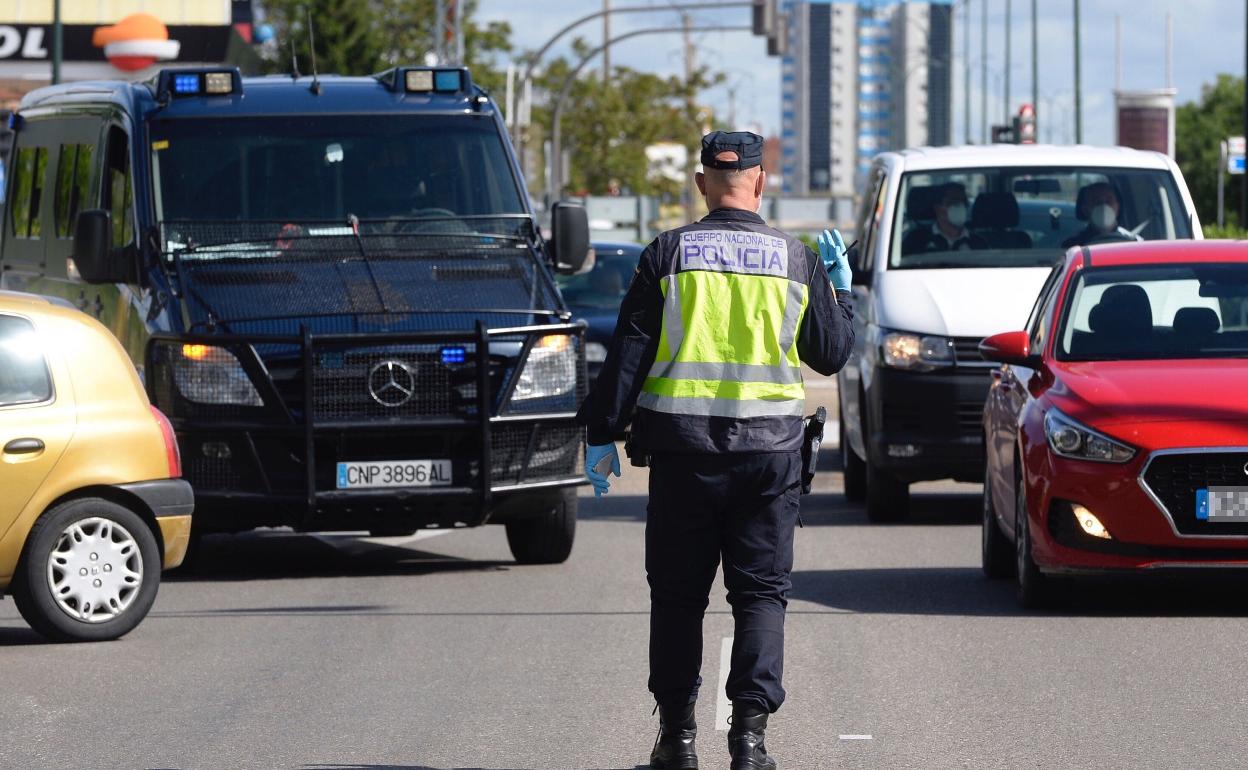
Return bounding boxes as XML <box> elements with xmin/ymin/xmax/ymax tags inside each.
<box><xmin>880</xmin><ymin>331</ymin><xmax>955</xmax><ymax>371</ymax></box>
<box><xmin>173</xmin><ymin>344</ymin><xmax>263</xmax><ymax>406</ymax></box>
<box><xmin>513</xmin><ymin>335</ymin><xmax>577</xmax><ymax>401</ymax></box>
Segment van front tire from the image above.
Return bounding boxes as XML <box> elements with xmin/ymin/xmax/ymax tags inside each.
<box><xmin>840</xmin><ymin>405</ymin><xmax>866</xmax><ymax>503</ymax></box>
<box><xmin>12</xmin><ymin>498</ymin><xmax>162</xmax><ymax>643</ymax></box>
<box><xmin>865</xmin><ymin>458</ymin><xmax>910</xmax><ymax>522</ymax></box>
<box><xmin>505</xmin><ymin>489</ymin><xmax>577</xmax><ymax>564</ymax></box>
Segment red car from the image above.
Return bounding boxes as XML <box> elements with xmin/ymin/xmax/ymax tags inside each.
<box><xmin>979</xmin><ymin>240</ymin><xmax>1248</xmax><ymax>606</ymax></box>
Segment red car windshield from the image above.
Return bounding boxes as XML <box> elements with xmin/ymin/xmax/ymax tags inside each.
<box><xmin>1057</xmin><ymin>263</ymin><xmax>1248</xmax><ymax>361</ymax></box>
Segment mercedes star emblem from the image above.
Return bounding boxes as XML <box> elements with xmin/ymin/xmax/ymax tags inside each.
<box><xmin>1243</xmin><ymin>461</ymin><xmax>1248</xmax><ymax>477</ymax></box>
<box><xmin>368</xmin><ymin>360</ymin><xmax>416</xmax><ymax>407</ymax></box>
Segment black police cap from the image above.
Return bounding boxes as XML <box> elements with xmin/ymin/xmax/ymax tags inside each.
<box><xmin>700</xmin><ymin>131</ymin><xmax>764</xmax><ymax>170</ymax></box>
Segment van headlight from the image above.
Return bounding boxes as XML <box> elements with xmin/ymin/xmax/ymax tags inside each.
<box><xmin>880</xmin><ymin>331</ymin><xmax>955</xmax><ymax>371</ymax></box>
<box><xmin>1044</xmin><ymin>409</ymin><xmax>1135</xmax><ymax>463</ymax></box>
<box><xmin>173</xmin><ymin>344</ymin><xmax>263</xmax><ymax>406</ymax></box>
<box><xmin>512</xmin><ymin>335</ymin><xmax>577</xmax><ymax>401</ymax></box>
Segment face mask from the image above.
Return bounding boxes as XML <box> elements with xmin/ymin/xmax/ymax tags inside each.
<box><xmin>1090</xmin><ymin>203</ymin><xmax>1117</xmax><ymax>232</ymax></box>
<box><xmin>945</xmin><ymin>204</ymin><xmax>968</xmax><ymax>228</ymax></box>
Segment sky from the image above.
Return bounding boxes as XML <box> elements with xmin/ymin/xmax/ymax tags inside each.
<box><xmin>476</xmin><ymin>0</ymin><xmax>1242</xmax><ymax>148</ymax></box>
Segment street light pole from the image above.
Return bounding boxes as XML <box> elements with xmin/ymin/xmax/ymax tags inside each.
<box><xmin>1004</xmin><ymin>0</ymin><xmax>1011</xmax><ymax>123</ymax></box>
<box><xmin>51</xmin><ymin>0</ymin><xmax>62</xmax><ymax>85</ymax></box>
<box><xmin>980</xmin><ymin>0</ymin><xmax>988</xmax><ymax>143</ymax></box>
<box><xmin>1074</xmin><ymin>0</ymin><xmax>1083</xmax><ymax>144</ymax></box>
<box><xmin>964</xmin><ymin>0</ymin><xmax>972</xmax><ymax>144</ymax></box>
<box><xmin>1031</xmin><ymin>0</ymin><xmax>1038</xmax><ymax>121</ymax></box>
<box><xmin>548</xmin><ymin>25</ymin><xmax>750</xmax><ymax>205</ymax></box>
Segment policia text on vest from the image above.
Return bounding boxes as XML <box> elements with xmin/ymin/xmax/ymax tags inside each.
<box><xmin>576</xmin><ymin>131</ymin><xmax>856</xmax><ymax>770</ymax></box>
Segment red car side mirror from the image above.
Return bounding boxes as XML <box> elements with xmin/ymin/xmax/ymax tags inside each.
<box><xmin>980</xmin><ymin>331</ymin><xmax>1042</xmax><ymax>368</ymax></box>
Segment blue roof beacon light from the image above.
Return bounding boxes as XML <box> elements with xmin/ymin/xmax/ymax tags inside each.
<box><xmin>155</xmin><ymin>68</ymin><xmax>243</xmax><ymax>101</ymax></box>
<box><xmin>433</xmin><ymin>70</ymin><xmax>462</xmax><ymax>92</ymax></box>
<box><xmin>173</xmin><ymin>73</ymin><xmax>200</xmax><ymax>94</ymax></box>
<box><xmin>377</xmin><ymin>66</ymin><xmax>473</xmax><ymax>95</ymax></box>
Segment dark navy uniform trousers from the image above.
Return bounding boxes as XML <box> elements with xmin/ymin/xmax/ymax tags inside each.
<box><xmin>646</xmin><ymin>450</ymin><xmax>801</xmax><ymax>714</ymax></box>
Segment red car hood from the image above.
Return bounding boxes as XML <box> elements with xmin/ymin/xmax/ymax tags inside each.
<box><xmin>1048</xmin><ymin>359</ymin><xmax>1248</xmax><ymax>449</ymax></box>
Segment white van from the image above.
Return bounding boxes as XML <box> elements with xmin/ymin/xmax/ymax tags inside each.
<box><xmin>838</xmin><ymin>145</ymin><xmax>1202</xmax><ymax>521</ymax></box>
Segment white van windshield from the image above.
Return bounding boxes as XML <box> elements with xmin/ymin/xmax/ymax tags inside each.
<box><xmin>889</xmin><ymin>166</ymin><xmax>1194</xmax><ymax>270</ymax></box>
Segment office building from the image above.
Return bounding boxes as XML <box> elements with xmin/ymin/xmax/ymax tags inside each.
<box><xmin>778</xmin><ymin>0</ymin><xmax>953</xmax><ymax>196</ymax></box>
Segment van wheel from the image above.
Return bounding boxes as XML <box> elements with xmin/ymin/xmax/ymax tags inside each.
<box><xmin>11</xmin><ymin>498</ymin><xmax>161</xmax><ymax>642</ymax></box>
<box><xmin>865</xmin><ymin>457</ymin><xmax>909</xmax><ymax>522</ymax></box>
<box><xmin>506</xmin><ymin>489</ymin><xmax>577</xmax><ymax>565</ymax></box>
<box><xmin>840</xmin><ymin>405</ymin><xmax>866</xmax><ymax>503</ymax></box>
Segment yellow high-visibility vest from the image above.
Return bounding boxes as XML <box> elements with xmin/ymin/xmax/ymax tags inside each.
<box><xmin>638</xmin><ymin>228</ymin><xmax>808</xmax><ymax>419</ymax></box>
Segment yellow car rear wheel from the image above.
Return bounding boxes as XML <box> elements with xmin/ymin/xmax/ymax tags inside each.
<box><xmin>12</xmin><ymin>498</ymin><xmax>162</xmax><ymax>642</ymax></box>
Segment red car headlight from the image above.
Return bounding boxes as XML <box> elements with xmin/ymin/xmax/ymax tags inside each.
<box><xmin>1044</xmin><ymin>409</ymin><xmax>1135</xmax><ymax>463</ymax></box>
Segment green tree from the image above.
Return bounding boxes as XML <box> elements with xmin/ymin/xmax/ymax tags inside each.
<box><xmin>1176</xmin><ymin>74</ymin><xmax>1244</xmax><ymax>228</ymax></box>
<box><xmin>260</xmin><ymin>0</ymin><xmax>512</xmax><ymax>90</ymax></box>
<box><xmin>529</xmin><ymin>40</ymin><xmax>723</xmax><ymax>198</ymax></box>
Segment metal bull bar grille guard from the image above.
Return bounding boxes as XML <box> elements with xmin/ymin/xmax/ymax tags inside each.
<box><xmin>145</xmin><ymin>321</ymin><xmax>587</xmax><ymax>529</ymax></box>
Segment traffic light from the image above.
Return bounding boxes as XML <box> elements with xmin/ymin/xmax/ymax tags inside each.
<box><xmin>752</xmin><ymin>0</ymin><xmax>772</xmax><ymax>35</ymax></box>
<box><xmin>753</xmin><ymin>0</ymin><xmax>787</xmax><ymax>57</ymax></box>
<box><xmin>1015</xmin><ymin>103</ymin><xmax>1037</xmax><ymax>144</ymax></box>
<box><xmin>993</xmin><ymin>105</ymin><xmax>1037</xmax><ymax>145</ymax></box>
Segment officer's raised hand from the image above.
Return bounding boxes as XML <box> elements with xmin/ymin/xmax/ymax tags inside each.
<box><xmin>585</xmin><ymin>443</ymin><xmax>621</xmax><ymax>497</ymax></box>
<box><xmin>818</xmin><ymin>228</ymin><xmax>852</xmax><ymax>291</ymax></box>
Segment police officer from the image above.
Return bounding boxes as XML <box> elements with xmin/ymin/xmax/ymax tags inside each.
<box><xmin>576</xmin><ymin>131</ymin><xmax>855</xmax><ymax>770</ymax></box>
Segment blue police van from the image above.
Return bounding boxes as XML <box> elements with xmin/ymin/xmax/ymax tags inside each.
<box><xmin>0</xmin><ymin>66</ymin><xmax>592</xmax><ymax>564</ymax></box>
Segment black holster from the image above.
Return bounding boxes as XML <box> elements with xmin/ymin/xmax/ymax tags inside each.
<box><xmin>800</xmin><ymin>406</ymin><xmax>827</xmax><ymax>494</ymax></box>
<box><xmin>624</xmin><ymin>429</ymin><xmax>650</xmax><ymax>468</ymax></box>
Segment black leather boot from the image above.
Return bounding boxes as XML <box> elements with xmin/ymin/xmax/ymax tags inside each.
<box><xmin>727</xmin><ymin>702</ymin><xmax>777</xmax><ymax>770</ymax></box>
<box><xmin>649</xmin><ymin>702</ymin><xmax>698</xmax><ymax>769</ymax></box>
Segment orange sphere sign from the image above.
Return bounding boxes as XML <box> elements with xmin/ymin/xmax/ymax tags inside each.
<box><xmin>92</xmin><ymin>13</ymin><xmax>181</xmax><ymax>72</ymax></box>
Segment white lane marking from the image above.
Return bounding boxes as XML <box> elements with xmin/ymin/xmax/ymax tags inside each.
<box><xmin>715</xmin><ymin>636</ymin><xmax>733</xmax><ymax>731</ymax></box>
<box><xmin>839</xmin><ymin>735</ymin><xmax>873</xmax><ymax>740</ymax></box>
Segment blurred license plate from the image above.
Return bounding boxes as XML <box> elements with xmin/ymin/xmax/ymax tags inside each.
<box><xmin>1197</xmin><ymin>487</ymin><xmax>1248</xmax><ymax>521</ymax></box>
<box><xmin>336</xmin><ymin>460</ymin><xmax>452</xmax><ymax>489</ymax></box>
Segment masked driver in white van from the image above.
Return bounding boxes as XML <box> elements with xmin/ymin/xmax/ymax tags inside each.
<box><xmin>901</xmin><ymin>182</ymin><xmax>987</xmax><ymax>255</ymax></box>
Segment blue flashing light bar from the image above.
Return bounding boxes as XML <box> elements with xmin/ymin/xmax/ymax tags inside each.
<box><xmin>441</xmin><ymin>346</ymin><xmax>467</xmax><ymax>365</ymax></box>
<box><xmin>173</xmin><ymin>74</ymin><xmax>200</xmax><ymax>94</ymax></box>
<box><xmin>433</xmin><ymin>70</ymin><xmax>462</xmax><ymax>92</ymax></box>
<box><xmin>156</xmin><ymin>68</ymin><xmax>242</xmax><ymax>101</ymax></box>
<box><xmin>380</xmin><ymin>66</ymin><xmax>474</xmax><ymax>95</ymax></box>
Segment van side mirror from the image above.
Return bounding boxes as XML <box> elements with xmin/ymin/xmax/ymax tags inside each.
<box><xmin>72</xmin><ymin>210</ymin><xmax>125</xmax><ymax>284</ymax></box>
<box><xmin>551</xmin><ymin>201</ymin><xmax>590</xmax><ymax>275</ymax></box>
<box><xmin>847</xmin><ymin>242</ymin><xmax>871</xmax><ymax>286</ymax></box>
<box><xmin>979</xmin><ymin>331</ymin><xmax>1042</xmax><ymax>368</ymax></box>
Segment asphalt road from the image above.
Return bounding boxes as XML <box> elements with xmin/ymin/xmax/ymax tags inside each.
<box><xmin>6</xmin><ymin>378</ymin><xmax>1248</xmax><ymax>769</ymax></box>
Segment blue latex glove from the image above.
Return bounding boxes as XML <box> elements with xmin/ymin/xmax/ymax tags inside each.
<box><xmin>817</xmin><ymin>228</ymin><xmax>852</xmax><ymax>291</ymax></box>
<box><xmin>585</xmin><ymin>443</ymin><xmax>621</xmax><ymax>497</ymax></box>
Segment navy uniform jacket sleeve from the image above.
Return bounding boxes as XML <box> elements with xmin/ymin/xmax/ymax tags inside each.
<box><xmin>797</xmin><ymin>245</ymin><xmax>855</xmax><ymax>376</ymax></box>
<box><xmin>575</xmin><ymin>239</ymin><xmax>664</xmax><ymax>445</ymax></box>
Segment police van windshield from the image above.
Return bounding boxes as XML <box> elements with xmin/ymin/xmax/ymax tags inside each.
<box><xmin>149</xmin><ymin>114</ymin><xmax>525</xmax><ymax>225</ymax></box>
<box><xmin>889</xmin><ymin>166</ymin><xmax>1193</xmax><ymax>270</ymax></box>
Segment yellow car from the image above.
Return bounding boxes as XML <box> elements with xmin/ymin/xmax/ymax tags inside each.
<box><xmin>0</xmin><ymin>291</ymin><xmax>192</xmax><ymax>642</ymax></box>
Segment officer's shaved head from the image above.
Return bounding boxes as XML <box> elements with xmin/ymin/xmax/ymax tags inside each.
<box><xmin>696</xmin><ymin>151</ymin><xmax>766</xmax><ymax>213</ymax></box>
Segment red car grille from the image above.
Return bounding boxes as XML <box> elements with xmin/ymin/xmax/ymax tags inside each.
<box><xmin>1142</xmin><ymin>451</ymin><xmax>1248</xmax><ymax>536</ymax></box>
